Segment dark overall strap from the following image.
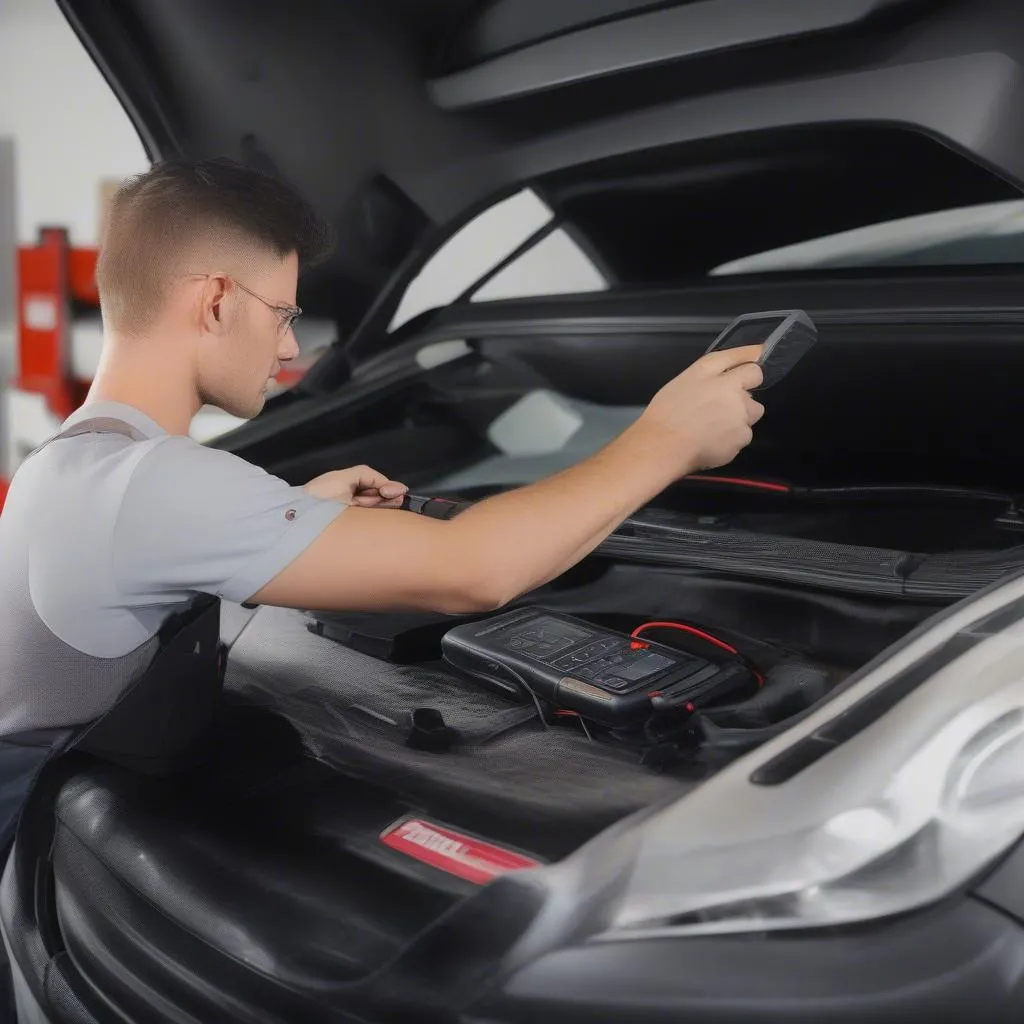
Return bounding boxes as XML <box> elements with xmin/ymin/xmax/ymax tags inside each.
<box><xmin>25</xmin><ymin>414</ymin><xmax>149</xmax><ymax>460</ymax></box>
<box><xmin>71</xmin><ymin>594</ymin><xmax>223</xmax><ymax>775</ymax></box>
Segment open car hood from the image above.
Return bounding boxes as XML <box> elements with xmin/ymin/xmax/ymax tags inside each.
<box><xmin>57</xmin><ymin>0</ymin><xmax>1024</xmax><ymax>365</ymax></box>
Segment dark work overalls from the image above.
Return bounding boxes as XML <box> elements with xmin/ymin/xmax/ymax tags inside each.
<box><xmin>0</xmin><ymin>416</ymin><xmax>225</xmax><ymax>858</ymax></box>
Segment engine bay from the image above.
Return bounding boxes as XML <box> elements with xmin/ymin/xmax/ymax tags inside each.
<box><xmin>306</xmin><ymin>601</ymin><xmax>826</xmax><ymax>777</ymax></box>
<box><xmin>222</xmin><ymin>535</ymin><xmax>934</xmax><ymax>859</ymax></box>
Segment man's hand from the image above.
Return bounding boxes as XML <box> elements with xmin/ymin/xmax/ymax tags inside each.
<box><xmin>304</xmin><ymin>465</ymin><xmax>408</xmax><ymax>507</ymax></box>
<box><xmin>640</xmin><ymin>343</ymin><xmax>765</xmax><ymax>474</ymax></box>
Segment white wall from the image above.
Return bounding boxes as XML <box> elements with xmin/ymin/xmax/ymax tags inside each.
<box><xmin>0</xmin><ymin>0</ymin><xmax>148</xmax><ymax>247</ymax></box>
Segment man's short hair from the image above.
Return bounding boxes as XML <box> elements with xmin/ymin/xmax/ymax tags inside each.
<box><xmin>95</xmin><ymin>157</ymin><xmax>333</xmax><ymax>336</ymax></box>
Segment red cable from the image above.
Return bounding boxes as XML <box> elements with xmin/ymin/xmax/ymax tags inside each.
<box><xmin>631</xmin><ymin>621</ymin><xmax>764</xmax><ymax>686</ymax></box>
<box><xmin>631</xmin><ymin>620</ymin><xmax>739</xmax><ymax>654</ymax></box>
<box><xmin>686</xmin><ymin>475</ymin><xmax>790</xmax><ymax>494</ymax></box>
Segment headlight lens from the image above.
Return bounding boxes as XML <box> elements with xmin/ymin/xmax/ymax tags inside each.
<box><xmin>605</xmin><ymin>617</ymin><xmax>1024</xmax><ymax>939</ymax></box>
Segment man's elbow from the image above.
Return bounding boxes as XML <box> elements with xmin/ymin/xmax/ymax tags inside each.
<box><xmin>434</xmin><ymin>569</ymin><xmax>518</xmax><ymax>615</ymax></box>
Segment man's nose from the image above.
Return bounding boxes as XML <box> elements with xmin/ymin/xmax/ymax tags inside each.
<box><xmin>279</xmin><ymin>329</ymin><xmax>300</xmax><ymax>362</ymax></box>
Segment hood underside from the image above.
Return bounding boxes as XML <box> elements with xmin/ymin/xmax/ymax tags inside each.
<box><xmin>58</xmin><ymin>0</ymin><xmax>1024</xmax><ymax>362</ymax></box>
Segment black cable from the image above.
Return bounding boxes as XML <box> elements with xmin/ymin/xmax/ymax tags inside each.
<box><xmin>496</xmin><ymin>663</ymin><xmax>599</xmax><ymax>739</ymax></box>
<box><xmin>526</xmin><ymin>687</ymin><xmax>551</xmax><ymax>731</ymax></box>
<box><xmin>500</xmin><ymin>663</ymin><xmax>551</xmax><ymax>731</ymax></box>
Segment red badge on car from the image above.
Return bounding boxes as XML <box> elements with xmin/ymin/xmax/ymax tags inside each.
<box><xmin>380</xmin><ymin>817</ymin><xmax>542</xmax><ymax>884</ymax></box>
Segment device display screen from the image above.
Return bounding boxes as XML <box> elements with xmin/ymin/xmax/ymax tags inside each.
<box><xmin>711</xmin><ymin>316</ymin><xmax>786</xmax><ymax>352</ymax></box>
<box><xmin>501</xmin><ymin>614</ymin><xmax>685</xmax><ymax>689</ymax></box>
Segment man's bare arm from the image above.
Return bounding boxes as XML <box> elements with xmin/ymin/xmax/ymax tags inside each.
<box><xmin>251</xmin><ymin>418</ymin><xmax>680</xmax><ymax>613</ymax></box>
<box><xmin>249</xmin><ymin>345</ymin><xmax>765</xmax><ymax>614</ymax></box>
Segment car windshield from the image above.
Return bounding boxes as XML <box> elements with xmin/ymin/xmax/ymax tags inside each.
<box><xmin>710</xmin><ymin>199</ymin><xmax>1024</xmax><ymax>276</ymax></box>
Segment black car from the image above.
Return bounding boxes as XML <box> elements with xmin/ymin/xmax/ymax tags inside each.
<box><xmin>10</xmin><ymin>0</ymin><xmax>1024</xmax><ymax>1021</ymax></box>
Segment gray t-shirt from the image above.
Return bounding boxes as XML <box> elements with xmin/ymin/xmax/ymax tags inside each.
<box><xmin>0</xmin><ymin>400</ymin><xmax>345</xmax><ymax>737</ymax></box>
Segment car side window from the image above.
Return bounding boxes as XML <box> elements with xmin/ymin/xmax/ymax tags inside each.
<box><xmin>388</xmin><ymin>188</ymin><xmax>607</xmax><ymax>331</ymax></box>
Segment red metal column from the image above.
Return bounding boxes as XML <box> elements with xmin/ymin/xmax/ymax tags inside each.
<box><xmin>15</xmin><ymin>227</ymin><xmax>81</xmax><ymax>420</ymax></box>
<box><xmin>1</xmin><ymin>235</ymin><xmax>98</xmax><ymax>513</ymax></box>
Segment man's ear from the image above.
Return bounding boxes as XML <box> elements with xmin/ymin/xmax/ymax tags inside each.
<box><xmin>200</xmin><ymin>273</ymin><xmax>232</xmax><ymax>334</ymax></box>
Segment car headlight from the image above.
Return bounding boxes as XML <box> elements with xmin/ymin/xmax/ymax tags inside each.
<box><xmin>602</xmin><ymin>594</ymin><xmax>1024</xmax><ymax>939</ymax></box>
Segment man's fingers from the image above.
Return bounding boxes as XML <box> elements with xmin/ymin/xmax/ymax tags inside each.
<box><xmin>350</xmin><ymin>467</ymin><xmax>408</xmax><ymax>498</ymax></box>
<box><xmin>348</xmin><ymin>465</ymin><xmax>390</xmax><ymax>491</ymax></box>
<box><xmin>351</xmin><ymin>493</ymin><xmax>405</xmax><ymax>509</ymax></box>
<box><xmin>699</xmin><ymin>343</ymin><xmax>765</xmax><ymax>375</ymax></box>
<box><xmin>725</xmin><ymin>360</ymin><xmax>764</xmax><ymax>392</ymax></box>
<box><xmin>746</xmin><ymin>395</ymin><xmax>766</xmax><ymax>425</ymax></box>
<box><xmin>305</xmin><ymin>467</ymin><xmax>407</xmax><ymax>504</ymax></box>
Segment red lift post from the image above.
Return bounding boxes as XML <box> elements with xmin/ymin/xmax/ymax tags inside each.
<box><xmin>0</xmin><ymin>229</ymin><xmax>97</xmax><ymax>509</ymax></box>
<box><xmin>16</xmin><ymin>227</ymin><xmax>95</xmax><ymax>420</ymax></box>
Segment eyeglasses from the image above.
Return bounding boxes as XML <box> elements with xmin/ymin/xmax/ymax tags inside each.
<box><xmin>184</xmin><ymin>273</ymin><xmax>303</xmax><ymax>334</ymax></box>
<box><xmin>233</xmin><ymin>279</ymin><xmax>303</xmax><ymax>335</ymax></box>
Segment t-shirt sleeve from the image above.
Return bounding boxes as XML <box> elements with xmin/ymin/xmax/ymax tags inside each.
<box><xmin>111</xmin><ymin>436</ymin><xmax>346</xmax><ymax>604</ymax></box>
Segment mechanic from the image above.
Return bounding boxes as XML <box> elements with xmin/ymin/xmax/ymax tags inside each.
<box><xmin>0</xmin><ymin>158</ymin><xmax>763</xmax><ymax>817</ymax></box>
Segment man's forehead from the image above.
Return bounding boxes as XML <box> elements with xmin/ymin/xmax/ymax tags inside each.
<box><xmin>261</xmin><ymin>252</ymin><xmax>299</xmax><ymax>298</ymax></box>
<box><xmin>248</xmin><ymin>249</ymin><xmax>297</xmax><ymax>279</ymax></box>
